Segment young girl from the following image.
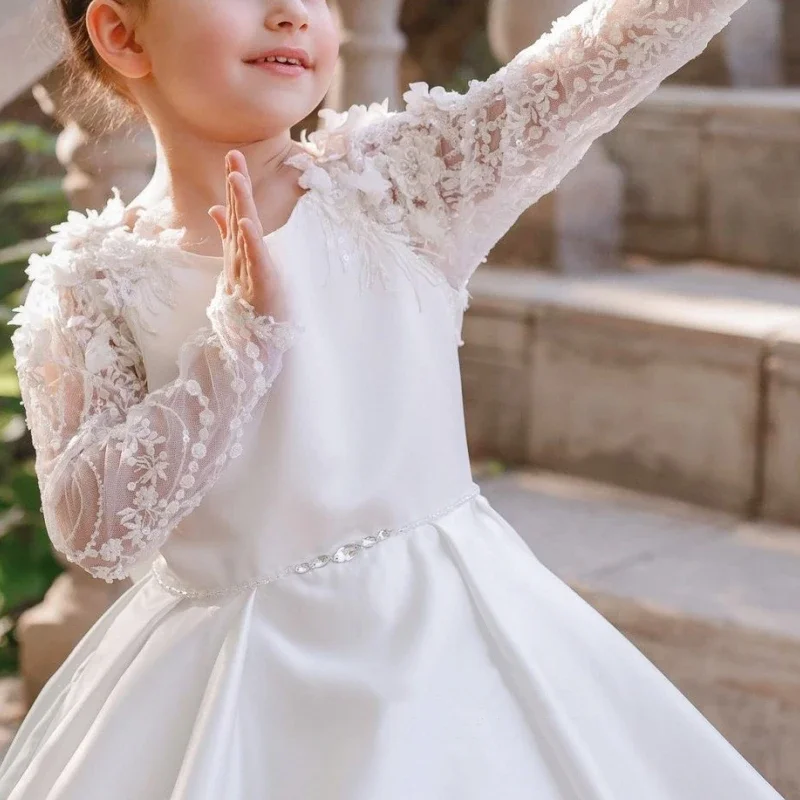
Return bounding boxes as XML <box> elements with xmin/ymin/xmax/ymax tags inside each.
<box><xmin>0</xmin><ymin>0</ymin><xmax>785</xmax><ymax>797</ymax></box>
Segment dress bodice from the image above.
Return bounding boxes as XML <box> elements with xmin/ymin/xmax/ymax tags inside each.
<box><xmin>127</xmin><ymin>188</ymin><xmax>476</xmax><ymax>592</ymax></box>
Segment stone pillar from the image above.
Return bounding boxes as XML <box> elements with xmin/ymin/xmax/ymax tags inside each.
<box><xmin>331</xmin><ymin>0</ymin><xmax>406</xmax><ymax>110</ymax></box>
<box><xmin>786</xmin><ymin>0</ymin><xmax>800</xmax><ymax>85</ymax></box>
<box><xmin>723</xmin><ymin>0</ymin><xmax>784</xmax><ymax>86</ymax></box>
<box><xmin>32</xmin><ymin>69</ymin><xmax>157</xmax><ymax>208</ymax></box>
<box><xmin>487</xmin><ymin>0</ymin><xmax>624</xmax><ymax>273</ymax></box>
<box><xmin>15</xmin><ymin>71</ymin><xmax>156</xmax><ymax>707</ymax></box>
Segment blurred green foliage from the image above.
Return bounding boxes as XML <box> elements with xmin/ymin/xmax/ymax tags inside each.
<box><xmin>0</xmin><ymin>121</ymin><xmax>69</xmax><ymax>675</ymax></box>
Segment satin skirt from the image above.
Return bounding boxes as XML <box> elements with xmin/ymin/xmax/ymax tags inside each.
<box><xmin>0</xmin><ymin>494</ymin><xmax>784</xmax><ymax>799</ymax></box>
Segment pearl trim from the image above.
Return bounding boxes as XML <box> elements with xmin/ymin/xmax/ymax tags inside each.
<box><xmin>151</xmin><ymin>487</ymin><xmax>481</xmax><ymax>600</ymax></box>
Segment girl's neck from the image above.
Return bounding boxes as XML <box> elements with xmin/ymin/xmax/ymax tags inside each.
<box><xmin>125</xmin><ymin>124</ymin><xmax>300</xmax><ymax>233</ymax></box>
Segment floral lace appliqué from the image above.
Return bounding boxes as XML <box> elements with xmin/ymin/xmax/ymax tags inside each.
<box><xmin>9</xmin><ymin>196</ymin><xmax>302</xmax><ymax>583</ymax></box>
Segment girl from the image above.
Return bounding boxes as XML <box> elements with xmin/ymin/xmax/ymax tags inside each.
<box><xmin>0</xmin><ymin>0</ymin><xmax>785</xmax><ymax>797</ymax></box>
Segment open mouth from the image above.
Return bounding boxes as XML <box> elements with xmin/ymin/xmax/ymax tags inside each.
<box><xmin>245</xmin><ymin>49</ymin><xmax>312</xmax><ymax>76</ymax></box>
<box><xmin>252</xmin><ymin>55</ymin><xmax>305</xmax><ymax>67</ymax></box>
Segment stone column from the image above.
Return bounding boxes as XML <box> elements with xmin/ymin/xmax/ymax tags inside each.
<box><xmin>331</xmin><ymin>0</ymin><xmax>406</xmax><ymax>110</ymax></box>
<box><xmin>15</xmin><ymin>70</ymin><xmax>156</xmax><ymax>707</ymax></box>
<box><xmin>786</xmin><ymin>0</ymin><xmax>800</xmax><ymax>85</ymax></box>
<box><xmin>723</xmin><ymin>0</ymin><xmax>784</xmax><ymax>86</ymax></box>
<box><xmin>488</xmin><ymin>0</ymin><xmax>624</xmax><ymax>274</ymax></box>
<box><xmin>32</xmin><ymin>69</ymin><xmax>157</xmax><ymax>209</ymax></box>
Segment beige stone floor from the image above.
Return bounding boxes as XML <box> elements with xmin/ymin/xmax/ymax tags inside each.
<box><xmin>476</xmin><ymin>466</ymin><xmax>800</xmax><ymax>639</ymax></box>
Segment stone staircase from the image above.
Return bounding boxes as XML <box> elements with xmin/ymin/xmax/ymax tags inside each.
<box><xmin>461</xmin><ymin>261</ymin><xmax>800</xmax><ymax>525</ymax></box>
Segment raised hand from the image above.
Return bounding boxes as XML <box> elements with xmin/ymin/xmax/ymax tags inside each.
<box><xmin>208</xmin><ymin>150</ymin><xmax>283</xmax><ymax>318</ymax></box>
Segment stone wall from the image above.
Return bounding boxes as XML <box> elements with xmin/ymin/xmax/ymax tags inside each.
<box><xmin>604</xmin><ymin>87</ymin><xmax>800</xmax><ymax>275</ymax></box>
<box><xmin>460</xmin><ymin>266</ymin><xmax>800</xmax><ymax>524</ymax></box>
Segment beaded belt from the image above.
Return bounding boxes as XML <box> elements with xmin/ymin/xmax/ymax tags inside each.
<box><xmin>152</xmin><ymin>487</ymin><xmax>481</xmax><ymax>600</ymax></box>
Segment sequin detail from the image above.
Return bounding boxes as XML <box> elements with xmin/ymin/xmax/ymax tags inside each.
<box><xmin>152</xmin><ymin>487</ymin><xmax>481</xmax><ymax>600</ymax></box>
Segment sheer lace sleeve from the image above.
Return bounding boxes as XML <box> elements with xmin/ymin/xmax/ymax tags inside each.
<box><xmin>10</xmin><ymin>261</ymin><xmax>300</xmax><ymax>584</ymax></box>
<box><xmin>315</xmin><ymin>0</ymin><xmax>748</xmax><ymax>290</ymax></box>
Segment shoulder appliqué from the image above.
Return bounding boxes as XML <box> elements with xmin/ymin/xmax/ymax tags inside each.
<box><xmin>16</xmin><ymin>188</ymin><xmax>181</xmax><ymax>336</ymax></box>
<box><xmin>286</xmin><ymin>101</ymin><xmax>463</xmax><ymax>329</ymax></box>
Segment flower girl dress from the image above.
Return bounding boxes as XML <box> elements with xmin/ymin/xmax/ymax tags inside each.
<box><xmin>0</xmin><ymin>0</ymin><xmax>785</xmax><ymax>797</ymax></box>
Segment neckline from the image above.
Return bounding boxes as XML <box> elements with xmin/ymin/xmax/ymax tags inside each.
<box><xmin>173</xmin><ymin>187</ymin><xmax>312</xmax><ymax>267</ymax></box>
<box><xmin>96</xmin><ymin>142</ymin><xmax>318</xmax><ymax>269</ymax></box>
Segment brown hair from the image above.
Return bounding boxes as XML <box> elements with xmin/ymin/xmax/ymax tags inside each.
<box><xmin>54</xmin><ymin>0</ymin><xmax>148</xmax><ymax>131</ymax></box>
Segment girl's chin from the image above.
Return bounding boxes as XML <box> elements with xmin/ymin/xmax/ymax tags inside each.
<box><xmin>243</xmin><ymin>100</ymin><xmax>318</xmax><ymax>132</ymax></box>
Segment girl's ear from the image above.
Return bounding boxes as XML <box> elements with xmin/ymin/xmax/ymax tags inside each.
<box><xmin>85</xmin><ymin>0</ymin><xmax>151</xmax><ymax>80</ymax></box>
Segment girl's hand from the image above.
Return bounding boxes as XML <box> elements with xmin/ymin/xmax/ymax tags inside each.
<box><xmin>208</xmin><ymin>150</ymin><xmax>283</xmax><ymax>318</ymax></box>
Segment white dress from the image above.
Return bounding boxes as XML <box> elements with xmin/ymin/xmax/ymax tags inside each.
<box><xmin>0</xmin><ymin>1</ymin><xmax>785</xmax><ymax>797</ymax></box>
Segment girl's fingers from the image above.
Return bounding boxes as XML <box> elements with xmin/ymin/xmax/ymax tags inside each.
<box><xmin>225</xmin><ymin>156</ymin><xmax>234</xmax><ymax>244</ymax></box>
<box><xmin>224</xmin><ymin>151</ymin><xmax>271</xmax><ymax>308</ymax></box>
<box><xmin>208</xmin><ymin>205</ymin><xmax>227</xmax><ymax>239</ymax></box>
<box><xmin>241</xmin><ymin>221</ymin><xmax>257</xmax><ymax>299</ymax></box>
<box><xmin>238</xmin><ymin>155</ymin><xmax>264</xmax><ymax>233</ymax></box>
<box><xmin>233</xmin><ymin>157</ymin><xmax>263</xmax><ymax>239</ymax></box>
<box><xmin>229</xmin><ymin>151</ymin><xmax>263</xmax><ymax>237</ymax></box>
<box><xmin>238</xmin><ymin>229</ymin><xmax>251</xmax><ymax>297</ymax></box>
<box><xmin>225</xmin><ymin>168</ymin><xmax>236</xmax><ymax>287</ymax></box>
<box><xmin>243</xmin><ymin>219</ymin><xmax>270</xmax><ymax>308</ymax></box>
<box><xmin>228</xmin><ymin>149</ymin><xmax>243</xmax><ymax>174</ymax></box>
<box><xmin>242</xmin><ymin>178</ymin><xmax>262</xmax><ymax>238</ymax></box>
<box><xmin>241</xmin><ymin>218</ymin><xmax>264</xmax><ymax>274</ymax></box>
<box><xmin>248</xmin><ymin>182</ymin><xmax>264</xmax><ymax>239</ymax></box>
<box><xmin>236</xmin><ymin>150</ymin><xmax>249</xmax><ymax>182</ymax></box>
<box><xmin>226</xmin><ymin>177</ymin><xmax>235</xmax><ymax>285</ymax></box>
<box><xmin>232</xmin><ymin>174</ymin><xmax>253</xmax><ymax>256</ymax></box>
<box><xmin>230</xmin><ymin>174</ymin><xmax>243</xmax><ymax>282</ymax></box>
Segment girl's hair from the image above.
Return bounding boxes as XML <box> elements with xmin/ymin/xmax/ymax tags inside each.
<box><xmin>55</xmin><ymin>0</ymin><xmax>148</xmax><ymax>132</ymax></box>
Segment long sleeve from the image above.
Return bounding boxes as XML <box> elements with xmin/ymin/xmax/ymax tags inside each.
<box><xmin>10</xmin><ymin>264</ymin><xmax>300</xmax><ymax>584</ymax></box>
<box><xmin>321</xmin><ymin>0</ymin><xmax>749</xmax><ymax>291</ymax></box>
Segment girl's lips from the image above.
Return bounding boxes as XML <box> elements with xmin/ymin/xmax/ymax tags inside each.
<box><xmin>248</xmin><ymin>61</ymin><xmax>308</xmax><ymax>78</ymax></box>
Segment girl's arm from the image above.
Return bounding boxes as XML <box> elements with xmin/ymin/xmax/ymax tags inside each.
<box><xmin>351</xmin><ymin>0</ymin><xmax>749</xmax><ymax>289</ymax></box>
<box><xmin>10</xmin><ymin>267</ymin><xmax>299</xmax><ymax>584</ymax></box>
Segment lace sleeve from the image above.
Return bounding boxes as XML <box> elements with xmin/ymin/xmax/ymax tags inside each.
<box><xmin>347</xmin><ymin>0</ymin><xmax>748</xmax><ymax>289</ymax></box>
<box><xmin>9</xmin><ymin>266</ymin><xmax>300</xmax><ymax>584</ymax></box>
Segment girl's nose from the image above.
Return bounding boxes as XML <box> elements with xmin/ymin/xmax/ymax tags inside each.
<box><xmin>265</xmin><ymin>0</ymin><xmax>310</xmax><ymax>32</ymax></box>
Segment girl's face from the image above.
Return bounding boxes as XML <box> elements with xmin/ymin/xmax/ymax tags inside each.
<box><xmin>133</xmin><ymin>0</ymin><xmax>339</xmax><ymax>139</ymax></box>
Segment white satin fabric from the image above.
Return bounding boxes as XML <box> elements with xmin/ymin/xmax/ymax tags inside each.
<box><xmin>0</xmin><ymin>188</ymin><xmax>784</xmax><ymax>799</ymax></box>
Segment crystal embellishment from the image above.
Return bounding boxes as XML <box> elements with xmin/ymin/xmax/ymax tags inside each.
<box><xmin>152</xmin><ymin>487</ymin><xmax>480</xmax><ymax>600</ymax></box>
<box><xmin>333</xmin><ymin>545</ymin><xmax>359</xmax><ymax>563</ymax></box>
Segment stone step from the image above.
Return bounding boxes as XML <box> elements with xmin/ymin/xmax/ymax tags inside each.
<box><xmin>461</xmin><ymin>262</ymin><xmax>800</xmax><ymax>522</ymax></box>
<box><xmin>477</xmin><ymin>467</ymin><xmax>800</xmax><ymax>799</ymax></box>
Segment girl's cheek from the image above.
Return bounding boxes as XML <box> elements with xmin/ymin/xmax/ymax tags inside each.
<box><xmin>175</xmin><ymin>19</ymin><xmax>247</xmax><ymax>81</ymax></box>
<box><xmin>315</xmin><ymin>18</ymin><xmax>342</xmax><ymax>67</ymax></box>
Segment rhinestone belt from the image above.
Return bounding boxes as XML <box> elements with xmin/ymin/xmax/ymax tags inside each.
<box><xmin>152</xmin><ymin>487</ymin><xmax>481</xmax><ymax>600</ymax></box>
